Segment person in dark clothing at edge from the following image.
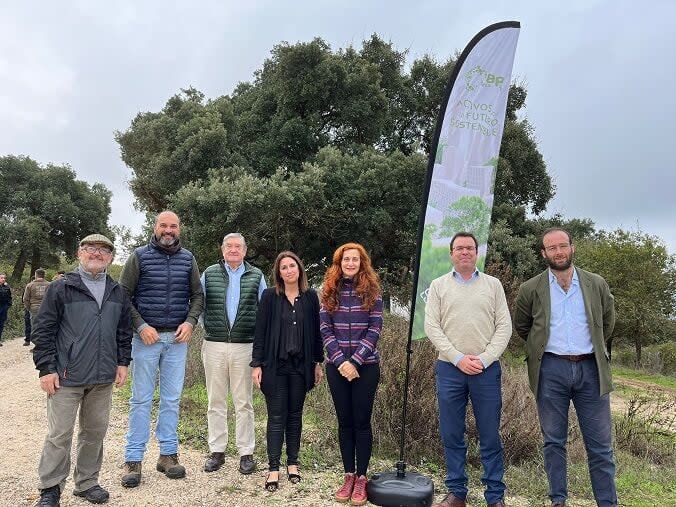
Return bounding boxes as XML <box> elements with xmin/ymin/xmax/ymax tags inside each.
<box><xmin>320</xmin><ymin>242</ymin><xmax>383</xmax><ymax>507</ymax></box>
<box><xmin>119</xmin><ymin>210</ymin><xmax>204</xmax><ymax>489</ymax></box>
<box><xmin>0</xmin><ymin>272</ymin><xmax>12</xmax><ymax>346</ymax></box>
<box><xmin>251</xmin><ymin>251</ymin><xmax>324</xmax><ymax>491</ymax></box>
<box><xmin>32</xmin><ymin>234</ymin><xmax>132</xmax><ymax>506</ymax></box>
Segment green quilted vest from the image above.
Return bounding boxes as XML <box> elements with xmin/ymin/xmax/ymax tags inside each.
<box><xmin>203</xmin><ymin>261</ymin><xmax>263</xmax><ymax>342</ymax></box>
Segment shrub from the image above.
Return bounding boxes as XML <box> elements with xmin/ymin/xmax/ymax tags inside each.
<box><xmin>181</xmin><ymin>312</ymin><xmax>596</xmax><ymax>469</ymax></box>
<box><xmin>306</xmin><ymin>312</ymin><xmax>549</xmax><ymax>467</ymax></box>
<box><xmin>613</xmin><ymin>343</ymin><xmax>676</xmax><ymax>377</ymax></box>
<box><xmin>657</xmin><ymin>341</ymin><xmax>676</xmax><ymax>376</ymax></box>
<box><xmin>184</xmin><ymin>325</ymin><xmax>206</xmax><ymax>387</ymax></box>
<box><xmin>614</xmin><ymin>394</ymin><xmax>676</xmax><ymax>465</ymax></box>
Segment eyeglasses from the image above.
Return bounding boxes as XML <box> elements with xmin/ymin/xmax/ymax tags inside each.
<box><xmin>81</xmin><ymin>245</ymin><xmax>112</xmax><ymax>255</ymax></box>
<box><xmin>452</xmin><ymin>246</ymin><xmax>476</xmax><ymax>252</ymax></box>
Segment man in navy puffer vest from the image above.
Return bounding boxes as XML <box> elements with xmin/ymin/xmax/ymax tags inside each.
<box><xmin>119</xmin><ymin>211</ymin><xmax>204</xmax><ymax>488</ymax></box>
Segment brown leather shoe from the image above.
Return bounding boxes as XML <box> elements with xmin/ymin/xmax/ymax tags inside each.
<box><xmin>121</xmin><ymin>461</ymin><xmax>142</xmax><ymax>488</ymax></box>
<box><xmin>551</xmin><ymin>502</ymin><xmax>565</xmax><ymax>507</ymax></box>
<box><xmin>432</xmin><ymin>492</ymin><xmax>466</xmax><ymax>507</ymax></box>
<box><xmin>156</xmin><ymin>454</ymin><xmax>186</xmax><ymax>479</ymax></box>
<box><xmin>488</xmin><ymin>500</ymin><xmax>505</xmax><ymax>507</ymax></box>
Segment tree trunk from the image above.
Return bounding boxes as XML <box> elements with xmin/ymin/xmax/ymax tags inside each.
<box><xmin>30</xmin><ymin>247</ymin><xmax>41</xmax><ymax>279</ymax></box>
<box><xmin>382</xmin><ymin>291</ymin><xmax>391</xmax><ymax>311</ymax></box>
<box><xmin>634</xmin><ymin>334</ymin><xmax>642</xmax><ymax>366</ymax></box>
<box><xmin>11</xmin><ymin>248</ymin><xmax>28</xmax><ymax>282</ymax></box>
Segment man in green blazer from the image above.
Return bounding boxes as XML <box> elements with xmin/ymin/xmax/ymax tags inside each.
<box><xmin>514</xmin><ymin>228</ymin><xmax>616</xmax><ymax>507</ymax></box>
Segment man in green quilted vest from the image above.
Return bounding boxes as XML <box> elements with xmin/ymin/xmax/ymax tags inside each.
<box><xmin>200</xmin><ymin>233</ymin><xmax>266</xmax><ymax>475</ymax></box>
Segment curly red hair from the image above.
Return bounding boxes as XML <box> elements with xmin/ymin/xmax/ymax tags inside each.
<box><xmin>321</xmin><ymin>242</ymin><xmax>381</xmax><ymax>313</ymax></box>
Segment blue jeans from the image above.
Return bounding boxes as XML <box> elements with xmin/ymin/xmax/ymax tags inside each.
<box><xmin>436</xmin><ymin>360</ymin><xmax>505</xmax><ymax>504</ymax></box>
<box><xmin>125</xmin><ymin>332</ymin><xmax>188</xmax><ymax>461</ymax></box>
<box><xmin>537</xmin><ymin>353</ymin><xmax>617</xmax><ymax>506</ymax></box>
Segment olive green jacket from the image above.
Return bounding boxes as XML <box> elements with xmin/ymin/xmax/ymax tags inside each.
<box><xmin>514</xmin><ymin>267</ymin><xmax>615</xmax><ymax>397</ymax></box>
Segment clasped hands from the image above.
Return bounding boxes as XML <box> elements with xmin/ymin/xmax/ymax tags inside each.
<box><xmin>338</xmin><ymin>361</ymin><xmax>360</xmax><ymax>381</ymax></box>
<box><xmin>457</xmin><ymin>355</ymin><xmax>484</xmax><ymax>375</ymax></box>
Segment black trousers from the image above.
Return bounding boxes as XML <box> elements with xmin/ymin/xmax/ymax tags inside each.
<box><xmin>0</xmin><ymin>303</ymin><xmax>8</xmax><ymax>340</ymax></box>
<box><xmin>326</xmin><ymin>363</ymin><xmax>380</xmax><ymax>476</ymax></box>
<box><xmin>264</xmin><ymin>373</ymin><xmax>307</xmax><ymax>471</ymax></box>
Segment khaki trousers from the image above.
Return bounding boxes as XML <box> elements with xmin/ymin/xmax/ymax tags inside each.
<box><xmin>38</xmin><ymin>383</ymin><xmax>113</xmax><ymax>492</ymax></box>
<box><xmin>201</xmin><ymin>340</ymin><xmax>255</xmax><ymax>455</ymax></box>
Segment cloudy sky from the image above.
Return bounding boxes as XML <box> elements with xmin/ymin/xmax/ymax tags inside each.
<box><xmin>1</xmin><ymin>0</ymin><xmax>673</xmax><ymax>251</ymax></box>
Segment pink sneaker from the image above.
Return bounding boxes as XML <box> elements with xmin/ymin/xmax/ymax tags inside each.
<box><xmin>351</xmin><ymin>475</ymin><xmax>368</xmax><ymax>506</ymax></box>
<box><xmin>335</xmin><ymin>473</ymin><xmax>356</xmax><ymax>503</ymax></box>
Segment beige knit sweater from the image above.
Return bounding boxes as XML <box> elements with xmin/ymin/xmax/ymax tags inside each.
<box><xmin>424</xmin><ymin>271</ymin><xmax>512</xmax><ymax>367</ymax></box>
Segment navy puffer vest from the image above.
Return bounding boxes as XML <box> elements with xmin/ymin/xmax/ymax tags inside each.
<box><xmin>133</xmin><ymin>244</ymin><xmax>193</xmax><ymax>328</ymax></box>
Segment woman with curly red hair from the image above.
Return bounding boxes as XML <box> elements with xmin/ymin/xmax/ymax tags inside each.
<box><xmin>320</xmin><ymin>243</ymin><xmax>383</xmax><ymax>506</ymax></box>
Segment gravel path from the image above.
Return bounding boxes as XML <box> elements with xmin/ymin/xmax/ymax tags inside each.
<box><xmin>0</xmin><ymin>337</ymin><xmax>343</xmax><ymax>506</ymax></box>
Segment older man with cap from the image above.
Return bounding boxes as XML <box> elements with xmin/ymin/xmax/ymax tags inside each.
<box><xmin>32</xmin><ymin>234</ymin><xmax>132</xmax><ymax>506</ymax></box>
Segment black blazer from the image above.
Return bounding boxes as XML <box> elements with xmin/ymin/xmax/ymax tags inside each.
<box><xmin>251</xmin><ymin>287</ymin><xmax>324</xmax><ymax>395</ymax></box>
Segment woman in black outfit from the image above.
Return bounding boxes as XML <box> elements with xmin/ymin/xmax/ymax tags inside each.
<box><xmin>251</xmin><ymin>251</ymin><xmax>324</xmax><ymax>491</ymax></box>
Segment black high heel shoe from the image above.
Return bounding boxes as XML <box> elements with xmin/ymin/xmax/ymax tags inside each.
<box><xmin>286</xmin><ymin>465</ymin><xmax>301</xmax><ymax>484</ymax></box>
<box><xmin>265</xmin><ymin>471</ymin><xmax>279</xmax><ymax>492</ymax></box>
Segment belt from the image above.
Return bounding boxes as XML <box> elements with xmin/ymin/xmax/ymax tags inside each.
<box><xmin>545</xmin><ymin>352</ymin><xmax>594</xmax><ymax>362</ymax></box>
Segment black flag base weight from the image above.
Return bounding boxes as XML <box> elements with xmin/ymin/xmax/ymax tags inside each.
<box><xmin>367</xmin><ymin>462</ymin><xmax>434</xmax><ymax>507</ymax></box>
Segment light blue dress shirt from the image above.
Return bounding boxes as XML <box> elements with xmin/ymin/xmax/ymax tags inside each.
<box><xmin>452</xmin><ymin>268</ymin><xmax>480</xmax><ymax>285</ymax></box>
<box><xmin>545</xmin><ymin>268</ymin><xmax>593</xmax><ymax>355</ymax></box>
<box><xmin>199</xmin><ymin>263</ymin><xmax>267</xmax><ymax>326</ymax></box>
<box><xmin>450</xmin><ymin>268</ymin><xmax>483</xmax><ymax>367</ymax></box>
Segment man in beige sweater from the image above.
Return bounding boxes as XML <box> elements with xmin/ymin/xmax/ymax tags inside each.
<box><xmin>425</xmin><ymin>232</ymin><xmax>512</xmax><ymax>507</ymax></box>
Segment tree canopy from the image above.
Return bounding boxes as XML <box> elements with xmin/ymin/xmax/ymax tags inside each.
<box><xmin>0</xmin><ymin>155</ymin><xmax>112</xmax><ymax>280</ymax></box>
<box><xmin>575</xmin><ymin>230</ymin><xmax>676</xmax><ymax>362</ymax></box>
<box><xmin>116</xmin><ymin>34</ymin><xmax>555</xmax><ymax>297</ymax></box>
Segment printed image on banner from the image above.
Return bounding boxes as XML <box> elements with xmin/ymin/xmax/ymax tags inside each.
<box><xmin>412</xmin><ymin>25</ymin><xmax>519</xmax><ymax>339</ymax></box>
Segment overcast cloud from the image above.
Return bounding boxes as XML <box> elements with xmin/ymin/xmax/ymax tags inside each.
<box><xmin>1</xmin><ymin>0</ymin><xmax>673</xmax><ymax>251</ymax></box>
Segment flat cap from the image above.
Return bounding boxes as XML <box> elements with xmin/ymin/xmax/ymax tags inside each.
<box><xmin>80</xmin><ymin>233</ymin><xmax>114</xmax><ymax>250</ymax></box>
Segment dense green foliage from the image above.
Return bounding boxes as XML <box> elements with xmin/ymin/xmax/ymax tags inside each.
<box><xmin>116</xmin><ymin>35</ymin><xmax>553</xmax><ymax>297</ymax></box>
<box><xmin>575</xmin><ymin>230</ymin><xmax>676</xmax><ymax>361</ymax></box>
<box><xmin>0</xmin><ymin>155</ymin><xmax>112</xmax><ymax>280</ymax></box>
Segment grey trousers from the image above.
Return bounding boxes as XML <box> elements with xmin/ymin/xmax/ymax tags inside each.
<box><xmin>38</xmin><ymin>383</ymin><xmax>113</xmax><ymax>492</ymax></box>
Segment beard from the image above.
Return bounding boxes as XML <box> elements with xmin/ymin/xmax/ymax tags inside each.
<box><xmin>544</xmin><ymin>252</ymin><xmax>573</xmax><ymax>271</ymax></box>
<box><xmin>157</xmin><ymin>232</ymin><xmax>177</xmax><ymax>246</ymax></box>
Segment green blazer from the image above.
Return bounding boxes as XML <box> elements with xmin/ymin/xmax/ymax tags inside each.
<box><xmin>514</xmin><ymin>267</ymin><xmax>616</xmax><ymax>397</ymax></box>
